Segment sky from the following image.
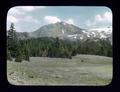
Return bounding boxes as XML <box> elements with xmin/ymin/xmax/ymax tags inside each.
<box><xmin>7</xmin><ymin>6</ymin><xmax>112</xmax><ymax>32</ymax></box>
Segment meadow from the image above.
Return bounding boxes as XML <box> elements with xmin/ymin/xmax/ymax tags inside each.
<box><xmin>7</xmin><ymin>54</ymin><xmax>112</xmax><ymax>85</ymax></box>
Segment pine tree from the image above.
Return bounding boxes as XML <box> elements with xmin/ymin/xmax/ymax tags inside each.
<box><xmin>55</xmin><ymin>37</ymin><xmax>60</xmax><ymax>48</ymax></box>
<box><xmin>7</xmin><ymin>23</ymin><xmax>18</xmax><ymax>58</ymax></box>
<box><xmin>7</xmin><ymin>23</ymin><xmax>23</xmax><ymax>62</ymax></box>
<box><xmin>24</xmin><ymin>43</ymin><xmax>30</xmax><ymax>61</ymax></box>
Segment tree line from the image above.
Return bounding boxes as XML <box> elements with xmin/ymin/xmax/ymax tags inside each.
<box><xmin>7</xmin><ymin>23</ymin><xmax>112</xmax><ymax>62</ymax></box>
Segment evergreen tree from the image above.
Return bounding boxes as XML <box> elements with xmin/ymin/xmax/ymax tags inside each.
<box><xmin>7</xmin><ymin>23</ymin><xmax>23</xmax><ymax>62</ymax></box>
<box><xmin>24</xmin><ymin>43</ymin><xmax>30</xmax><ymax>61</ymax></box>
<box><xmin>55</xmin><ymin>37</ymin><xmax>60</xmax><ymax>48</ymax></box>
<box><xmin>7</xmin><ymin>23</ymin><xmax>18</xmax><ymax>58</ymax></box>
<box><xmin>16</xmin><ymin>37</ymin><xmax>112</xmax><ymax>60</ymax></box>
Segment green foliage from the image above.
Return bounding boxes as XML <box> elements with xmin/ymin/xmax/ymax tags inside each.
<box><xmin>7</xmin><ymin>23</ymin><xmax>18</xmax><ymax>58</ymax></box>
<box><xmin>15</xmin><ymin>56</ymin><xmax>22</xmax><ymax>62</ymax></box>
<box><xmin>7</xmin><ymin>23</ymin><xmax>30</xmax><ymax>62</ymax></box>
<box><xmin>7</xmin><ymin>23</ymin><xmax>112</xmax><ymax>61</ymax></box>
<box><xmin>19</xmin><ymin>37</ymin><xmax>112</xmax><ymax>59</ymax></box>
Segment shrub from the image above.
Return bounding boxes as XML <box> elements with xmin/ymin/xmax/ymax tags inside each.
<box><xmin>81</xmin><ymin>59</ymin><xmax>84</xmax><ymax>62</ymax></box>
<box><xmin>68</xmin><ymin>55</ymin><xmax>72</xmax><ymax>59</ymax></box>
<box><xmin>15</xmin><ymin>56</ymin><xmax>22</xmax><ymax>62</ymax></box>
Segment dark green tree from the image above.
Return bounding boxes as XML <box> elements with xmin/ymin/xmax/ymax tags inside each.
<box><xmin>7</xmin><ymin>23</ymin><xmax>18</xmax><ymax>58</ymax></box>
<box><xmin>24</xmin><ymin>43</ymin><xmax>30</xmax><ymax>61</ymax></box>
<box><xmin>7</xmin><ymin>23</ymin><xmax>23</xmax><ymax>62</ymax></box>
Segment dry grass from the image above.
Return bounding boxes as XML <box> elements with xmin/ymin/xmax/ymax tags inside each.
<box><xmin>7</xmin><ymin>54</ymin><xmax>112</xmax><ymax>86</ymax></box>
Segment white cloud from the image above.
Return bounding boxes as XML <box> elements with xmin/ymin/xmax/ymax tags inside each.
<box><xmin>65</xmin><ymin>19</ymin><xmax>74</xmax><ymax>24</ymax></box>
<box><xmin>37</xmin><ymin>6</ymin><xmax>46</xmax><ymax>9</ymax></box>
<box><xmin>7</xmin><ymin>15</ymin><xmax>18</xmax><ymax>23</ymax></box>
<box><xmin>7</xmin><ymin>15</ymin><xmax>39</xmax><ymax>24</ymax></box>
<box><xmin>19</xmin><ymin>6</ymin><xmax>35</xmax><ymax>11</ymax></box>
<box><xmin>18</xmin><ymin>6</ymin><xmax>46</xmax><ymax>12</ymax></box>
<box><xmin>8</xmin><ymin>7</ymin><xmax>25</xmax><ymax>16</ymax></box>
<box><xmin>7</xmin><ymin>16</ymin><xmax>40</xmax><ymax>32</ymax></box>
<box><xmin>95</xmin><ymin>11</ymin><xmax>112</xmax><ymax>23</ymax></box>
<box><xmin>23</xmin><ymin>16</ymin><xmax>39</xmax><ymax>23</ymax></box>
<box><xmin>44</xmin><ymin>16</ymin><xmax>61</xmax><ymax>24</ymax></box>
<box><xmin>85</xmin><ymin>11</ymin><xmax>112</xmax><ymax>27</ymax></box>
<box><xmin>8</xmin><ymin>6</ymin><xmax>46</xmax><ymax>16</ymax></box>
<box><xmin>7</xmin><ymin>16</ymin><xmax>18</xmax><ymax>30</ymax></box>
<box><xmin>44</xmin><ymin>16</ymin><xmax>75</xmax><ymax>25</ymax></box>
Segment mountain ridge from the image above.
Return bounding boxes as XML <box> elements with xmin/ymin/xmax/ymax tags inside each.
<box><xmin>16</xmin><ymin>22</ymin><xmax>112</xmax><ymax>44</ymax></box>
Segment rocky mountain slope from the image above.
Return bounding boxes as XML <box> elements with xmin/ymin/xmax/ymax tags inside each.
<box><xmin>30</xmin><ymin>22</ymin><xmax>84</xmax><ymax>38</ymax></box>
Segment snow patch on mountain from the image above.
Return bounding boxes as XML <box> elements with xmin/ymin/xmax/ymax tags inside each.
<box><xmin>85</xmin><ymin>27</ymin><xmax>112</xmax><ymax>39</ymax></box>
<box><xmin>67</xmin><ymin>34</ymin><xmax>77</xmax><ymax>37</ymax></box>
<box><xmin>74</xmin><ymin>36</ymin><xmax>77</xmax><ymax>39</ymax></box>
<box><xmin>62</xmin><ymin>29</ymin><xmax>64</xmax><ymax>34</ymax></box>
<box><xmin>63</xmin><ymin>22</ymin><xmax>67</xmax><ymax>25</ymax></box>
<box><xmin>80</xmin><ymin>37</ymin><xmax>83</xmax><ymax>40</ymax></box>
<box><xmin>89</xmin><ymin>27</ymin><xmax>112</xmax><ymax>34</ymax></box>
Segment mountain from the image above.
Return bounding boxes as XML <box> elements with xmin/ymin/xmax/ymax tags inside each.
<box><xmin>30</xmin><ymin>22</ymin><xmax>84</xmax><ymax>39</ymax></box>
<box><xmin>16</xmin><ymin>22</ymin><xmax>112</xmax><ymax>44</ymax></box>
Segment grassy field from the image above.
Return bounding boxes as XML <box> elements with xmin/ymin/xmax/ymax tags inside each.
<box><xmin>7</xmin><ymin>54</ymin><xmax>112</xmax><ymax>86</ymax></box>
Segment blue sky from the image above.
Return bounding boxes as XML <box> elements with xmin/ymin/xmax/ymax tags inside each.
<box><xmin>7</xmin><ymin>6</ymin><xmax>112</xmax><ymax>32</ymax></box>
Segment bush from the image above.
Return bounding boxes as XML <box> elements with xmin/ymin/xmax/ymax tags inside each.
<box><xmin>15</xmin><ymin>56</ymin><xmax>22</xmax><ymax>62</ymax></box>
<box><xmin>68</xmin><ymin>55</ymin><xmax>72</xmax><ymax>59</ymax></box>
<box><xmin>81</xmin><ymin>59</ymin><xmax>84</xmax><ymax>62</ymax></box>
